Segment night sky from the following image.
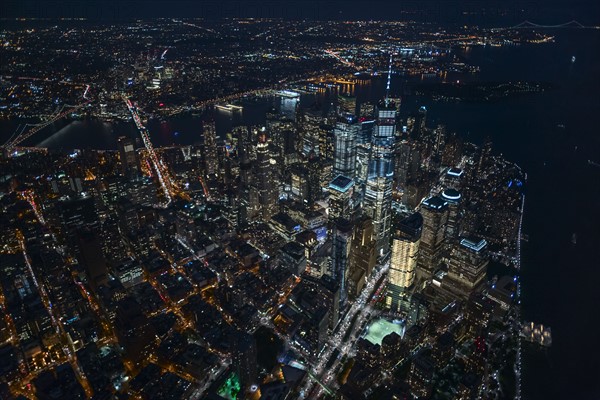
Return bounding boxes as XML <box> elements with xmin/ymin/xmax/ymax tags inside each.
<box><xmin>2</xmin><ymin>0</ymin><xmax>599</xmax><ymax>25</ymax></box>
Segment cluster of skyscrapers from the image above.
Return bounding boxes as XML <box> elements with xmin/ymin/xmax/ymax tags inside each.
<box><xmin>205</xmin><ymin>83</ymin><xmax>495</xmax><ymax>325</ymax></box>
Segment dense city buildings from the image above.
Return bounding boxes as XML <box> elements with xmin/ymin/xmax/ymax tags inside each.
<box><xmin>0</xmin><ymin>14</ymin><xmax>562</xmax><ymax>400</ymax></box>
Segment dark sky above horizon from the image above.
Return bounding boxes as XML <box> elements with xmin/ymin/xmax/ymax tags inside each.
<box><xmin>1</xmin><ymin>0</ymin><xmax>599</xmax><ymax>26</ymax></box>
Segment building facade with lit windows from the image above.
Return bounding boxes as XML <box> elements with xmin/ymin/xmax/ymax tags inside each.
<box><xmin>441</xmin><ymin>188</ymin><xmax>462</xmax><ymax>241</ymax></box>
<box><xmin>328</xmin><ymin>175</ymin><xmax>354</xmax><ymax>222</ymax></box>
<box><xmin>416</xmin><ymin>196</ymin><xmax>449</xmax><ymax>282</ymax></box>
<box><xmin>332</xmin><ymin>114</ymin><xmax>359</xmax><ymax>179</ymax></box>
<box><xmin>328</xmin><ymin>175</ymin><xmax>355</xmax><ymax>305</ymax></box>
<box><xmin>255</xmin><ymin>132</ymin><xmax>278</xmax><ymax>221</ymax></box>
<box><xmin>446</xmin><ymin>237</ymin><xmax>489</xmax><ymax>295</ymax></box>
<box><xmin>387</xmin><ymin>212</ymin><xmax>423</xmax><ymax>312</ymax></box>
<box><xmin>364</xmin><ymin>99</ymin><xmax>397</xmax><ymax>256</ymax></box>
<box><xmin>330</xmin><ymin>218</ymin><xmax>353</xmax><ymax>306</ymax></box>
<box><xmin>202</xmin><ymin>121</ymin><xmax>219</xmax><ymax>176</ymax></box>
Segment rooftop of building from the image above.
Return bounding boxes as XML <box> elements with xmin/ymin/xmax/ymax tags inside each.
<box><xmin>329</xmin><ymin>175</ymin><xmax>354</xmax><ymax>193</ymax></box>
<box><xmin>398</xmin><ymin>212</ymin><xmax>423</xmax><ymax>238</ymax></box>
<box><xmin>447</xmin><ymin>167</ymin><xmax>464</xmax><ymax>177</ymax></box>
<box><xmin>441</xmin><ymin>188</ymin><xmax>461</xmax><ymax>202</ymax></box>
<box><xmin>460</xmin><ymin>237</ymin><xmax>487</xmax><ymax>252</ymax></box>
<box><xmin>423</xmin><ymin>196</ymin><xmax>448</xmax><ymax>210</ymax></box>
<box><xmin>271</xmin><ymin>212</ymin><xmax>301</xmax><ymax>231</ymax></box>
<box><xmin>280</xmin><ymin>241</ymin><xmax>305</xmax><ymax>258</ymax></box>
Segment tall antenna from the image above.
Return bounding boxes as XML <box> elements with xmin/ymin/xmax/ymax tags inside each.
<box><xmin>385</xmin><ymin>52</ymin><xmax>393</xmax><ymax>101</ymax></box>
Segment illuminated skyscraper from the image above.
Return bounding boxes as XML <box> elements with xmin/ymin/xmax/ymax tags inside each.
<box><xmin>328</xmin><ymin>175</ymin><xmax>354</xmax><ymax>222</ymax></box>
<box><xmin>236</xmin><ymin>126</ymin><xmax>254</xmax><ymax>226</ymax></box>
<box><xmin>350</xmin><ymin>215</ymin><xmax>376</xmax><ymax>276</ymax></box>
<box><xmin>347</xmin><ymin>215</ymin><xmax>377</xmax><ymax>298</ymax></box>
<box><xmin>364</xmin><ymin>176</ymin><xmax>393</xmax><ymax>256</ymax></box>
<box><xmin>446</xmin><ymin>237</ymin><xmax>489</xmax><ymax>296</ymax></box>
<box><xmin>256</xmin><ymin>132</ymin><xmax>277</xmax><ymax>221</ymax></box>
<box><xmin>306</xmin><ymin>154</ymin><xmax>323</xmax><ymax>207</ymax></box>
<box><xmin>300</xmin><ymin>109</ymin><xmax>326</xmax><ymax>157</ymax></box>
<box><xmin>117</xmin><ymin>136</ymin><xmax>139</xmax><ymax>179</ymax></box>
<box><xmin>329</xmin><ymin>175</ymin><xmax>355</xmax><ymax>305</ymax></box>
<box><xmin>394</xmin><ymin>140</ymin><xmax>407</xmax><ymax>185</ymax></box>
<box><xmin>355</xmin><ymin>119</ymin><xmax>375</xmax><ymax>197</ymax></box>
<box><xmin>441</xmin><ymin>188</ymin><xmax>462</xmax><ymax>241</ymax></box>
<box><xmin>387</xmin><ymin>212</ymin><xmax>423</xmax><ymax>311</ymax></box>
<box><xmin>202</xmin><ymin>121</ymin><xmax>218</xmax><ymax>176</ymax></box>
<box><xmin>364</xmin><ymin>97</ymin><xmax>397</xmax><ymax>256</ymax></box>
<box><xmin>416</xmin><ymin>196</ymin><xmax>449</xmax><ymax>281</ymax></box>
<box><xmin>331</xmin><ymin>218</ymin><xmax>353</xmax><ymax>305</ymax></box>
<box><xmin>333</xmin><ymin>114</ymin><xmax>359</xmax><ymax>179</ymax></box>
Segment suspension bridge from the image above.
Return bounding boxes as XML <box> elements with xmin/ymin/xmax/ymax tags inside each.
<box><xmin>505</xmin><ymin>20</ymin><xmax>595</xmax><ymax>29</ymax></box>
<box><xmin>2</xmin><ymin>85</ymin><xmax>92</xmax><ymax>153</ymax></box>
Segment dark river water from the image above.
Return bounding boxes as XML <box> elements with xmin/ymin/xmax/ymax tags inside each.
<box><xmin>1</xmin><ymin>29</ymin><xmax>599</xmax><ymax>399</ymax></box>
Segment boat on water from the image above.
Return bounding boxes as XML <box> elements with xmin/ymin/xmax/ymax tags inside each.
<box><xmin>572</xmin><ymin>233</ymin><xmax>577</xmax><ymax>245</ymax></box>
<box><xmin>572</xmin><ymin>56</ymin><xmax>576</xmax><ymax>63</ymax></box>
<box><xmin>588</xmin><ymin>159</ymin><xmax>600</xmax><ymax>168</ymax></box>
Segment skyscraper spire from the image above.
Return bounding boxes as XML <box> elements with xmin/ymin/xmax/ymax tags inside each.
<box><xmin>385</xmin><ymin>52</ymin><xmax>393</xmax><ymax>101</ymax></box>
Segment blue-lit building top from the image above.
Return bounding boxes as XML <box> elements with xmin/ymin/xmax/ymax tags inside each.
<box><xmin>447</xmin><ymin>168</ymin><xmax>464</xmax><ymax>178</ymax></box>
<box><xmin>460</xmin><ymin>237</ymin><xmax>487</xmax><ymax>253</ymax></box>
<box><xmin>329</xmin><ymin>175</ymin><xmax>354</xmax><ymax>193</ymax></box>
<box><xmin>397</xmin><ymin>211</ymin><xmax>423</xmax><ymax>240</ymax></box>
<box><xmin>329</xmin><ymin>175</ymin><xmax>354</xmax><ymax>221</ymax></box>
<box><xmin>441</xmin><ymin>188</ymin><xmax>461</xmax><ymax>203</ymax></box>
<box><xmin>422</xmin><ymin>196</ymin><xmax>448</xmax><ymax>210</ymax></box>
